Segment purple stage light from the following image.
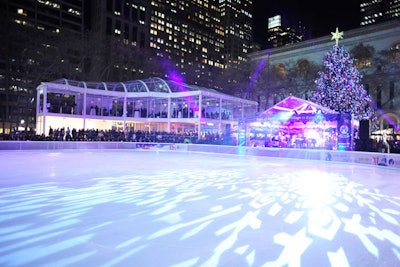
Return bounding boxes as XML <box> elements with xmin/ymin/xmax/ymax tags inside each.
<box><xmin>243</xmin><ymin>59</ymin><xmax>266</xmax><ymax>99</ymax></box>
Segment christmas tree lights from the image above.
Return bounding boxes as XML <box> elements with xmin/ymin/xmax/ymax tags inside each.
<box><xmin>310</xmin><ymin>45</ymin><xmax>377</xmax><ymax>125</ymax></box>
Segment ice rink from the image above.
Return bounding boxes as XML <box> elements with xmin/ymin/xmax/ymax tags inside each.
<box><xmin>0</xmin><ymin>149</ymin><xmax>399</xmax><ymax>267</ymax></box>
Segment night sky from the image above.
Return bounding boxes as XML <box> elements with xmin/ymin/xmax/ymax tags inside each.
<box><xmin>253</xmin><ymin>0</ymin><xmax>361</xmax><ymax>47</ymax></box>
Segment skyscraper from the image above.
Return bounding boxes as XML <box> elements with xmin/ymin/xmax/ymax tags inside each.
<box><xmin>88</xmin><ymin>0</ymin><xmax>254</xmax><ymax>87</ymax></box>
<box><xmin>0</xmin><ymin>0</ymin><xmax>85</xmax><ymax>133</ymax></box>
<box><xmin>266</xmin><ymin>15</ymin><xmax>304</xmax><ymax>48</ymax></box>
<box><xmin>87</xmin><ymin>0</ymin><xmax>151</xmax><ymax>81</ymax></box>
<box><xmin>148</xmin><ymin>0</ymin><xmax>225</xmax><ymax>85</ymax></box>
<box><xmin>219</xmin><ymin>0</ymin><xmax>254</xmax><ymax>66</ymax></box>
<box><xmin>0</xmin><ymin>0</ymin><xmax>84</xmax><ymax>34</ymax></box>
<box><xmin>360</xmin><ymin>0</ymin><xmax>400</xmax><ymax>26</ymax></box>
<box><xmin>89</xmin><ymin>0</ymin><xmax>226</xmax><ymax>85</ymax></box>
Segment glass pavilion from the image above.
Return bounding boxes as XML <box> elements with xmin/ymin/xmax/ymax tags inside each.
<box><xmin>36</xmin><ymin>77</ymin><xmax>258</xmax><ymax>141</ymax></box>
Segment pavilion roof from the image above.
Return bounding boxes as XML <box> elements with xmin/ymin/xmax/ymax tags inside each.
<box><xmin>260</xmin><ymin>96</ymin><xmax>338</xmax><ymax>118</ymax></box>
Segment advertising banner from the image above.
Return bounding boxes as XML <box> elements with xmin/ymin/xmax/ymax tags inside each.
<box><xmin>337</xmin><ymin>113</ymin><xmax>352</xmax><ymax>151</ymax></box>
<box><xmin>238</xmin><ymin>120</ymin><xmax>247</xmax><ymax>146</ymax></box>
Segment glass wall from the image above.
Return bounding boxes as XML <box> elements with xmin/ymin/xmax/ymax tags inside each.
<box><xmin>36</xmin><ymin>78</ymin><xmax>258</xmax><ymax>141</ymax></box>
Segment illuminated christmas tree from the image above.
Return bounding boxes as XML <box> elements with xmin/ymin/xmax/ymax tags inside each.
<box><xmin>310</xmin><ymin>28</ymin><xmax>377</xmax><ymax>125</ymax></box>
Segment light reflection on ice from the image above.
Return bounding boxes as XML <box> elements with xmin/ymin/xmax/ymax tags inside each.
<box><xmin>0</xmin><ymin>151</ymin><xmax>399</xmax><ymax>266</ymax></box>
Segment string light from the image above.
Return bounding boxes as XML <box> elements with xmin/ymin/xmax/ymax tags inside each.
<box><xmin>310</xmin><ymin>45</ymin><xmax>377</xmax><ymax>127</ymax></box>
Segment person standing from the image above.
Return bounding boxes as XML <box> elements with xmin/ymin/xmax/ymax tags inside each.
<box><xmin>383</xmin><ymin>133</ymin><xmax>390</xmax><ymax>153</ymax></box>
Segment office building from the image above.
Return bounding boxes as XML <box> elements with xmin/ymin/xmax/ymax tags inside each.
<box><xmin>361</xmin><ymin>0</ymin><xmax>400</xmax><ymax>26</ymax></box>
<box><xmin>0</xmin><ymin>0</ymin><xmax>85</xmax><ymax>134</ymax></box>
<box><xmin>85</xmin><ymin>0</ymin><xmax>151</xmax><ymax>81</ymax></box>
<box><xmin>89</xmin><ymin>0</ymin><xmax>226</xmax><ymax>87</ymax></box>
<box><xmin>220</xmin><ymin>0</ymin><xmax>254</xmax><ymax>66</ymax></box>
<box><xmin>88</xmin><ymin>0</ymin><xmax>254</xmax><ymax>86</ymax></box>
<box><xmin>266</xmin><ymin>15</ymin><xmax>304</xmax><ymax>48</ymax></box>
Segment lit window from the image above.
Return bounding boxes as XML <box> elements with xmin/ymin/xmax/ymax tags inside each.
<box><xmin>354</xmin><ymin>58</ymin><xmax>371</xmax><ymax>69</ymax></box>
<box><xmin>390</xmin><ymin>42</ymin><xmax>400</xmax><ymax>63</ymax></box>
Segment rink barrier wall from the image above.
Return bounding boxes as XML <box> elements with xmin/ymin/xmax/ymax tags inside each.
<box><xmin>0</xmin><ymin>141</ymin><xmax>399</xmax><ymax>169</ymax></box>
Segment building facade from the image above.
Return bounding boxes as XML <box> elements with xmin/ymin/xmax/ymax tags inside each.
<box><xmin>220</xmin><ymin>0</ymin><xmax>254</xmax><ymax>66</ymax></box>
<box><xmin>248</xmin><ymin>20</ymin><xmax>400</xmax><ymax>137</ymax></box>
<box><xmin>88</xmin><ymin>0</ymin><xmax>254</xmax><ymax>86</ymax></box>
<box><xmin>361</xmin><ymin>0</ymin><xmax>400</xmax><ymax>26</ymax></box>
<box><xmin>266</xmin><ymin>15</ymin><xmax>304</xmax><ymax>48</ymax></box>
<box><xmin>0</xmin><ymin>0</ymin><xmax>85</xmax><ymax>134</ymax></box>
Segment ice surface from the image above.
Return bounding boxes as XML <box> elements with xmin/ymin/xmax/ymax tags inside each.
<box><xmin>0</xmin><ymin>150</ymin><xmax>399</xmax><ymax>267</ymax></box>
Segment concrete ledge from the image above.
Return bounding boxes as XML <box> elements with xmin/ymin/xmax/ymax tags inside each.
<box><xmin>1</xmin><ymin>141</ymin><xmax>399</xmax><ymax>169</ymax></box>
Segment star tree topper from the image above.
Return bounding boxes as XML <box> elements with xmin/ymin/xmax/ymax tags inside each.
<box><xmin>331</xmin><ymin>27</ymin><xmax>343</xmax><ymax>46</ymax></box>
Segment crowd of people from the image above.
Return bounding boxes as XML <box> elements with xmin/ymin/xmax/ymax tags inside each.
<box><xmin>2</xmin><ymin>127</ymin><xmax>398</xmax><ymax>153</ymax></box>
<box><xmin>0</xmin><ymin>127</ymin><xmax>235</xmax><ymax>145</ymax></box>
